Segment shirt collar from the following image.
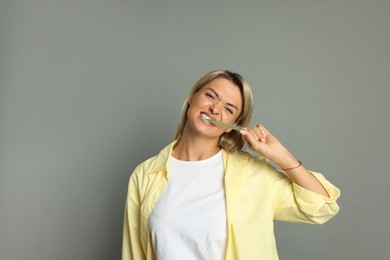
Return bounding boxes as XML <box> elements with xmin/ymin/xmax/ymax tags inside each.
<box><xmin>146</xmin><ymin>140</ymin><xmax>177</xmax><ymax>176</ymax></box>
<box><xmin>146</xmin><ymin>140</ymin><xmax>248</xmax><ymax>180</ymax></box>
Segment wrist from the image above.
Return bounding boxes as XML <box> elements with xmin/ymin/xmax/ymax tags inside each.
<box><xmin>274</xmin><ymin>152</ymin><xmax>299</xmax><ymax>170</ymax></box>
<box><xmin>281</xmin><ymin>160</ymin><xmax>302</xmax><ymax>171</ymax></box>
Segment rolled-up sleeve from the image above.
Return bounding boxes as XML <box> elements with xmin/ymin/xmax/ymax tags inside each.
<box><xmin>272</xmin><ymin>169</ymin><xmax>340</xmax><ymax>224</ymax></box>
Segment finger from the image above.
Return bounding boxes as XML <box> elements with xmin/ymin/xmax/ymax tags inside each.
<box><xmin>240</xmin><ymin>129</ymin><xmax>255</xmax><ymax>145</ymax></box>
<box><xmin>250</xmin><ymin>127</ymin><xmax>268</xmax><ymax>143</ymax></box>
<box><xmin>240</xmin><ymin>127</ymin><xmax>269</xmax><ymax>144</ymax></box>
<box><xmin>247</xmin><ymin>129</ymin><xmax>262</xmax><ymax>144</ymax></box>
<box><xmin>253</xmin><ymin>125</ymin><xmax>263</xmax><ymax>141</ymax></box>
<box><xmin>239</xmin><ymin>129</ymin><xmax>247</xmax><ymax>136</ymax></box>
<box><xmin>256</xmin><ymin>124</ymin><xmax>269</xmax><ymax>136</ymax></box>
<box><xmin>256</xmin><ymin>124</ymin><xmax>270</xmax><ymax>142</ymax></box>
<box><xmin>246</xmin><ymin>128</ymin><xmax>258</xmax><ymax>141</ymax></box>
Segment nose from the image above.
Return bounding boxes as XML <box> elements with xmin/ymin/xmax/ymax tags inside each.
<box><xmin>210</xmin><ymin>102</ymin><xmax>223</xmax><ymax>114</ymax></box>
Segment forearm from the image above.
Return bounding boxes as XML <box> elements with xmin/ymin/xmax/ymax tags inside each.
<box><xmin>274</xmin><ymin>152</ymin><xmax>330</xmax><ymax>198</ymax></box>
<box><xmin>240</xmin><ymin>124</ymin><xmax>331</xmax><ymax>198</ymax></box>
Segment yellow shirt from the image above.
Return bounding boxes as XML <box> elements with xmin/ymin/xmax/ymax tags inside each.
<box><xmin>122</xmin><ymin>141</ymin><xmax>340</xmax><ymax>260</ymax></box>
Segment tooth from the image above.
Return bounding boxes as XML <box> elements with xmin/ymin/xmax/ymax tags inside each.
<box><xmin>201</xmin><ymin>113</ymin><xmax>210</xmax><ymax>120</ymax></box>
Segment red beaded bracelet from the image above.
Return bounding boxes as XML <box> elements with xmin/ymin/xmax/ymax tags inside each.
<box><xmin>282</xmin><ymin>160</ymin><xmax>302</xmax><ymax>171</ymax></box>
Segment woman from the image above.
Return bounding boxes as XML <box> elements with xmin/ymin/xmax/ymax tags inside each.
<box><xmin>122</xmin><ymin>70</ymin><xmax>340</xmax><ymax>260</ymax></box>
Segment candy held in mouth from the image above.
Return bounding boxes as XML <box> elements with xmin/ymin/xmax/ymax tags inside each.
<box><xmin>201</xmin><ymin>113</ymin><xmax>210</xmax><ymax>119</ymax></box>
<box><xmin>201</xmin><ymin>113</ymin><xmax>243</xmax><ymax>130</ymax></box>
<box><xmin>200</xmin><ymin>113</ymin><xmax>215</xmax><ymax>126</ymax></box>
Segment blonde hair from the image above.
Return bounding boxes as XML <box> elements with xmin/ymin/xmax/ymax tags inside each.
<box><xmin>173</xmin><ymin>69</ymin><xmax>253</xmax><ymax>152</ymax></box>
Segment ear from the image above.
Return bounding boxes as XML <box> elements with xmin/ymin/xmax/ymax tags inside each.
<box><xmin>188</xmin><ymin>96</ymin><xmax>193</xmax><ymax>106</ymax></box>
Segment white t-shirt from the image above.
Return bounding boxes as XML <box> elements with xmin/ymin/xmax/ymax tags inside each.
<box><xmin>149</xmin><ymin>150</ymin><xmax>227</xmax><ymax>260</ymax></box>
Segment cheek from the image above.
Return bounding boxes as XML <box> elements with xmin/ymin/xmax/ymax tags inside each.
<box><xmin>187</xmin><ymin>104</ymin><xmax>198</xmax><ymax>120</ymax></box>
<box><xmin>232</xmin><ymin>113</ymin><xmax>242</xmax><ymax>124</ymax></box>
<box><xmin>187</xmin><ymin>107</ymin><xmax>193</xmax><ymax>119</ymax></box>
<box><xmin>188</xmin><ymin>97</ymin><xmax>207</xmax><ymax>114</ymax></box>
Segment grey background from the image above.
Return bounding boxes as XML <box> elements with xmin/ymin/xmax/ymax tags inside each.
<box><xmin>0</xmin><ymin>0</ymin><xmax>389</xmax><ymax>259</ymax></box>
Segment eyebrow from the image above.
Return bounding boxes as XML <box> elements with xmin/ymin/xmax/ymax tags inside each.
<box><xmin>207</xmin><ymin>88</ymin><xmax>239</xmax><ymax>111</ymax></box>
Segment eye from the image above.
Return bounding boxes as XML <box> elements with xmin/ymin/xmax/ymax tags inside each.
<box><xmin>225</xmin><ymin>107</ymin><xmax>234</xmax><ymax>114</ymax></box>
<box><xmin>205</xmin><ymin>93</ymin><xmax>215</xmax><ymax>100</ymax></box>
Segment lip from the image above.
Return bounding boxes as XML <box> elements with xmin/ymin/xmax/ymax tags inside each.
<box><xmin>200</xmin><ymin>112</ymin><xmax>216</xmax><ymax>126</ymax></box>
<box><xmin>200</xmin><ymin>112</ymin><xmax>216</xmax><ymax>121</ymax></box>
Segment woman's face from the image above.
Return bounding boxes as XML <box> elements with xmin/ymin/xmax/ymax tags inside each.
<box><xmin>186</xmin><ymin>77</ymin><xmax>243</xmax><ymax>138</ymax></box>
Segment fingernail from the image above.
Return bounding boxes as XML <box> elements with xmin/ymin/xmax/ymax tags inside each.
<box><xmin>239</xmin><ymin>130</ymin><xmax>246</xmax><ymax>135</ymax></box>
<box><xmin>261</xmin><ymin>130</ymin><xmax>266</xmax><ymax>135</ymax></box>
<box><xmin>261</xmin><ymin>138</ymin><xmax>266</xmax><ymax>143</ymax></box>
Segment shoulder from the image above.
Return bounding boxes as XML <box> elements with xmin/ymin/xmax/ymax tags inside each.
<box><xmin>131</xmin><ymin>155</ymin><xmax>158</xmax><ymax>178</ymax></box>
<box><xmin>130</xmin><ymin>142</ymin><xmax>173</xmax><ymax>179</ymax></box>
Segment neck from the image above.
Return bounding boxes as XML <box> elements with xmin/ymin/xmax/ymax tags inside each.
<box><xmin>172</xmin><ymin>127</ymin><xmax>221</xmax><ymax>161</ymax></box>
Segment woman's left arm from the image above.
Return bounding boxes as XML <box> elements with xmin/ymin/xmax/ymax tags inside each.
<box><xmin>240</xmin><ymin>124</ymin><xmax>330</xmax><ymax>198</ymax></box>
